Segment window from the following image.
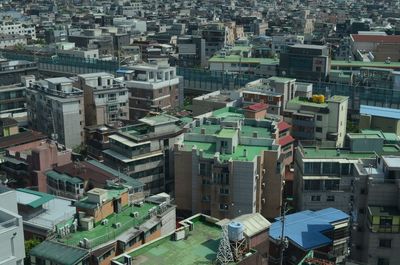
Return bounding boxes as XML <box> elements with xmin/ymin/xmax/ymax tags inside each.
<box><xmin>304</xmin><ymin>180</ymin><xmax>322</xmax><ymax>191</ymax></box>
<box><xmin>317</xmin><ymin>115</ymin><xmax>322</xmax><ymax>121</ymax></box>
<box><xmin>219</xmin><ymin>203</ymin><xmax>229</xmax><ymax>211</ymax></box>
<box><xmin>119</xmin><ymin>92</ymin><xmax>125</xmax><ymax>96</ymax></box>
<box><xmin>379</xmin><ymin>239</ymin><xmax>391</xmax><ymax>248</ymax></box>
<box><xmin>311</xmin><ymin>195</ymin><xmax>321</xmax><ymax>201</ymax></box>
<box><xmin>325</xmin><ymin>180</ymin><xmax>340</xmax><ymax>190</ymax></box>
<box><xmin>327</xmin><ymin>195</ymin><xmax>335</xmax><ymax>202</ymax></box>
<box><xmin>220</xmin><ymin>188</ymin><xmax>229</xmax><ymax>195</ymax></box>
<box><xmin>377</xmin><ymin>257</ymin><xmax>390</xmax><ymax>265</ymax></box>
<box><xmin>316</xmin><ymin>127</ymin><xmax>322</xmax><ymax>133</ymax></box>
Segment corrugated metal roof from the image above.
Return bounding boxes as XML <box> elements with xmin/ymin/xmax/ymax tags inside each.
<box><xmin>269</xmin><ymin>208</ymin><xmax>349</xmax><ymax>251</ymax></box>
<box><xmin>30</xmin><ymin>240</ymin><xmax>89</xmax><ymax>265</ymax></box>
<box><xmin>233</xmin><ymin>213</ymin><xmax>271</xmax><ymax>237</ymax></box>
<box><xmin>360</xmin><ymin>105</ymin><xmax>400</xmax><ymax>120</ymax></box>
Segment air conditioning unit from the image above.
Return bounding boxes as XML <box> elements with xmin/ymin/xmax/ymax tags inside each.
<box><xmin>113</xmin><ymin>222</ymin><xmax>121</xmax><ymax>228</ymax></box>
<box><xmin>134</xmin><ymin>201</ymin><xmax>144</xmax><ymax>207</ymax></box>
<box><xmin>130</xmin><ymin>211</ymin><xmax>139</xmax><ymax>218</ymax></box>
<box><xmin>101</xmin><ymin>219</ymin><xmax>109</xmax><ymax>225</ymax></box>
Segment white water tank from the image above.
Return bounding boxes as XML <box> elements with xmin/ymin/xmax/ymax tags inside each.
<box><xmin>228</xmin><ymin>221</ymin><xmax>244</xmax><ymax>241</ymax></box>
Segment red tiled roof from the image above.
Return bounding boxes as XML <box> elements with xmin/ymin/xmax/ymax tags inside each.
<box><xmin>243</xmin><ymin>102</ymin><xmax>268</xmax><ymax>112</ymax></box>
<box><xmin>54</xmin><ymin>161</ymin><xmax>115</xmax><ymax>187</ymax></box>
<box><xmin>277</xmin><ymin>121</ymin><xmax>291</xmax><ymax>132</ymax></box>
<box><xmin>351</xmin><ymin>34</ymin><xmax>400</xmax><ymax>43</ymax></box>
<box><xmin>0</xmin><ymin>131</ymin><xmax>47</xmax><ymax>149</ymax></box>
<box><xmin>279</xmin><ymin>135</ymin><xmax>295</xmax><ymax>146</ymax></box>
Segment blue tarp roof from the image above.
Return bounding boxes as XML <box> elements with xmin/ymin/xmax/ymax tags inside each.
<box><xmin>269</xmin><ymin>208</ymin><xmax>349</xmax><ymax>251</ymax></box>
<box><xmin>360</xmin><ymin>105</ymin><xmax>400</xmax><ymax>120</ymax></box>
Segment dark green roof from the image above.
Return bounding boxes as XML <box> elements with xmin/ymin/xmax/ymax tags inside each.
<box><xmin>16</xmin><ymin>188</ymin><xmax>55</xmax><ymax>208</ymax></box>
<box><xmin>46</xmin><ymin>170</ymin><xmax>83</xmax><ymax>185</ymax></box>
<box><xmin>30</xmin><ymin>241</ymin><xmax>89</xmax><ymax>265</ymax></box>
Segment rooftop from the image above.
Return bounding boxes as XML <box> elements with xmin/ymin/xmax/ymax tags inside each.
<box><xmin>288</xmin><ymin>97</ymin><xmax>328</xmax><ymax>108</ymax></box>
<box><xmin>16</xmin><ymin>188</ymin><xmax>54</xmax><ymax>208</ymax></box>
<box><xmin>301</xmin><ymin>147</ymin><xmax>376</xmax><ymax>159</ymax></box>
<box><xmin>351</xmin><ymin>34</ymin><xmax>400</xmax><ymax>43</ymax></box>
<box><xmin>60</xmin><ymin>201</ymin><xmax>156</xmax><ymax>247</ymax></box>
<box><xmin>270</xmin><ymin>208</ymin><xmax>349</xmax><ymax>251</ymax></box>
<box><xmin>118</xmin><ymin>216</ymin><xmax>222</xmax><ymax>265</ymax></box>
<box><xmin>368</xmin><ymin>206</ymin><xmax>400</xmax><ymax>217</ymax></box>
<box><xmin>208</xmin><ymin>55</ymin><xmax>278</xmax><ymax>65</ymax></box>
<box><xmin>360</xmin><ymin>105</ymin><xmax>400</xmax><ymax>120</ymax></box>
<box><xmin>30</xmin><ymin>240</ymin><xmax>89</xmax><ymax>265</ymax></box>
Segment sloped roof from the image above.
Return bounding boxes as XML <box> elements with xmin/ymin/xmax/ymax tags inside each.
<box><xmin>351</xmin><ymin>34</ymin><xmax>400</xmax><ymax>43</ymax></box>
<box><xmin>234</xmin><ymin>213</ymin><xmax>271</xmax><ymax>237</ymax></box>
<box><xmin>269</xmin><ymin>208</ymin><xmax>349</xmax><ymax>251</ymax></box>
<box><xmin>360</xmin><ymin>105</ymin><xmax>400</xmax><ymax>120</ymax></box>
<box><xmin>30</xmin><ymin>241</ymin><xmax>89</xmax><ymax>265</ymax></box>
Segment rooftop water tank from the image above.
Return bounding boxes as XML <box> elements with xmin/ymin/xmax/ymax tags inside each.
<box><xmin>228</xmin><ymin>221</ymin><xmax>244</xmax><ymax>242</ymax></box>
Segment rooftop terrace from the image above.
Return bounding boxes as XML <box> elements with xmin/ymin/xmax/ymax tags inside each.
<box><xmin>118</xmin><ymin>217</ymin><xmax>222</xmax><ymax>265</ymax></box>
<box><xmin>58</xmin><ymin>202</ymin><xmax>156</xmax><ymax>248</ymax></box>
<box><xmin>288</xmin><ymin>97</ymin><xmax>328</xmax><ymax>108</ymax></box>
<box><xmin>301</xmin><ymin>147</ymin><xmax>376</xmax><ymax>159</ymax></box>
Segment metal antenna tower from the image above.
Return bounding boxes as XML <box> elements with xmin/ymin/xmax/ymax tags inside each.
<box><xmin>216</xmin><ymin>225</ymin><xmax>234</xmax><ymax>265</ymax></box>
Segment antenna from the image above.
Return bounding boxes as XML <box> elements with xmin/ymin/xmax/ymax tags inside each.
<box><xmin>216</xmin><ymin>225</ymin><xmax>234</xmax><ymax>265</ymax></box>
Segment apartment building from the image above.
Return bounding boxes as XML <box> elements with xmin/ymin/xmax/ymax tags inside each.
<box><xmin>241</xmin><ymin>77</ymin><xmax>313</xmax><ymax>115</ymax></box>
<box><xmin>0</xmin><ymin>34</ymin><xmax>27</xmax><ymax>49</ymax></box>
<box><xmin>0</xmin><ymin>21</ymin><xmax>36</xmax><ymax>39</ymax></box>
<box><xmin>279</xmin><ymin>44</ymin><xmax>330</xmax><ymax>81</ymax></box>
<box><xmin>350</xmin><ymin>34</ymin><xmax>400</xmax><ymax>62</ymax></box>
<box><xmin>351</xmin><ymin>155</ymin><xmax>400</xmax><ymax>265</ymax></box>
<box><xmin>174</xmin><ymin>107</ymin><xmax>288</xmax><ymax>220</ymax></box>
<box><xmin>176</xmin><ymin>35</ymin><xmax>207</xmax><ymax>68</ymax></box>
<box><xmin>294</xmin><ymin>131</ymin><xmax>400</xmax><ymax>214</ymax></box>
<box><xmin>284</xmin><ymin>95</ymin><xmax>348</xmax><ymax>147</ymax></box>
<box><xmin>30</xmin><ymin>190</ymin><xmax>176</xmax><ymax>265</ymax></box>
<box><xmin>0</xmin><ymin>60</ymin><xmax>37</xmax><ymax>86</ymax></box>
<box><xmin>359</xmin><ymin>105</ymin><xmax>400</xmax><ymax>135</ymax></box>
<box><xmin>200</xmin><ymin>22</ymin><xmax>237</xmax><ymax>59</ymax></box>
<box><xmin>0</xmin><ymin>186</ymin><xmax>25</xmax><ymax>265</ymax></box>
<box><xmin>103</xmin><ymin>114</ymin><xmax>186</xmax><ymax>194</ymax></box>
<box><xmin>15</xmin><ymin>188</ymin><xmax>76</xmax><ymax>240</ymax></box>
<box><xmin>26</xmin><ymin>77</ymin><xmax>85</xmax><ymax>148</ymax></box>
<box><xmin>119</xmin><ymin>63</ymin><xmax>182</xmax><ymax>121</ymax></box>
<box><xmin>76</xmin><ymin>72</ymin><xmax>129</xmax><ymax>126</ymax></box>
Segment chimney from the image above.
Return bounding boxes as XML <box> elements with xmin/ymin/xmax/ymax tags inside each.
<box><xmin>243</xmin><ymin>149</ymin><xmax>247</xmax><ymax>157</ymax></box>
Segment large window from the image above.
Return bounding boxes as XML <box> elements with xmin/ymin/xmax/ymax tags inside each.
<box><xmin>322</xmin><ymin>162</ymin><xmax>340</xmax><ymax>175</ymax></box>
<box><xmin>379</xmin><ymin>239</ymin><xmax>392</xmax><ymax>248</ymax></box>
<box><xmin>325</xmin><ymin>180</ymin><xmax>340</xmax><ymax>191</ymax></box>
<box><xmin>304</xmin><ymin>162</ymin><xmax>321</xmax><ymax>175</ymax></box>
<box><xmin>304</xmin><ymin>180</ymin><xmax>322</xmax><ymax>191</ymax></box>
<box><xmin>377</xmin><ymin>257</ymin><xmax>390</xmax><ymax>265</ymax></box>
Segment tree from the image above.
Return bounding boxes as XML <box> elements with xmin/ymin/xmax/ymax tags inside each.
<box><xmin>24</xmin><ymin>239</ymin><xmax>41</xmax><ymax>265</ymax></box>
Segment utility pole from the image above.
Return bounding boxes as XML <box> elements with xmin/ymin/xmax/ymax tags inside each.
<box><xmin>279</xmin><ymin>201</ymin><xmax>288</xmax><ymax>265</ymax></box>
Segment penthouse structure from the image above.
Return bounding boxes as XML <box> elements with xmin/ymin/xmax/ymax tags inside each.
<box><xmin>174</xmin><ymin>107</ymin><xmax>292</xmax><ymax>220</ymax></box>
<box><xmin>118</xmin><ymin>63</ymin><xmax>182</xmax><ymax>121</ymax></box>
<box><xmin>76</xmin><ymin>72</ymin><xmax>129</xmax><ymax>126</ymax></box>
<box><xmin>284</xmin><ymin>95</ymin><xmax>349</xmax><ymax>148</ymax></box>
<box><xmin>26</xmin><ymin>77</ymin><xmax>85</xmax><ymax>148</ymax></box>
<box><xmin>103</xmin><ymin>114</ymin><xmax>186</xmax><ymax>194</ymax></box>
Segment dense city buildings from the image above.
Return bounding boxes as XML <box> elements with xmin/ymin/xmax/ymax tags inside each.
<box><xmin>1</xmin><ymin>0</ymin><xmax>400</xmax><ymax>264</ymax></box>
<box><xmin>26</xmin><ymin>77</ymin><xmax>85</xmax><ymax>148</ymax></box>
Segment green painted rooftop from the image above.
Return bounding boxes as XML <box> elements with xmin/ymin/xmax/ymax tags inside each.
<box><xmin>331</xmin><ymin>60</ymin><xmax>400</xmax><ymax>68</ymax></box>
<box><xmin>208</xmin><ymin>55</ymin><xmax>279</xmax><ymax>65</ymax></box>
<box><xmin>120</xmin><ymin>219</ymin><xmax>223</xmax><ymax>265</ymax></box>
<box><xmin>288</xmin><ymin>97</ymin><xmax>328</xmax><ymax>108</ymax></box>
<box><xmin>218</xmin><ymin>128</ymin><xmax>237</xmax><ymax>138</ymax></box>
<box><xmin>183</xmin><ymin>141</ymin><xmax>270</xmax><ymax>161</ymax></box>
<box><xmin>301</xmin><ymin>147</ymin><xmax>376</xmax><ymax>159</ymax></box>
<box><xmin>369</xmin><ymin>206</ymin><xmax>400</xmax><ymax>217</ymax></box>
<box><xmin>46</xmin><ymin>170</ymin><xmax>83</xmax><ymax>185</ymax></box>
<box><xmin>59</xmin><ymin>202</ymin><xmax>155</xmax><ymax>247</ymax></box>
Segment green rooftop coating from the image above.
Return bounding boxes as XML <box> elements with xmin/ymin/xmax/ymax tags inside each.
<box><xmin>288</xmin><ymin>97</ymin><xmax>328</xmax><ymax>108</ymax></box>
<box><xmin>120</xmin><ymin>220</ymin><xmax>222</xmax><ymax>265</ymax></box>
<box><xmin>369</xmin><ymin>206</ymin><xmax>400</xmax><ymax>217</ymax></box>
<box><xmin>59</xmin><ymin>203</ymin><xmax>155</xmax><ymax>247</ymax></box>
<box><xmin>16</xmin><ymin>188</ymin><xmax>55</xmax><ymax>208</ymax></box>
<box><xmin>331</xmin><ymin>60</ymin><xmax>400</xmax><ymax>68</ymax></box>
<box><xmin>208</xmin><ymin>55</ymin><xmax>279</xmax><ymax>65</ymax></box>
<box><xmin>183</xmin><ymin>141</ymin><xmax>270</xmax><ymax>161</ymax></box>
<box><xmin>218</xmin><ymin>128</ymin><xmax>237</xmax><ymax>138</ymax></box>
<box><xmin>301</xmin><ymin>147</ymin><xmax>376</xmax><ymax>159</ymax></box>
<box><xmin>212</xmin><ymin>107</ymin><xmax>244</xmax><ymax>118</ymax></box>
